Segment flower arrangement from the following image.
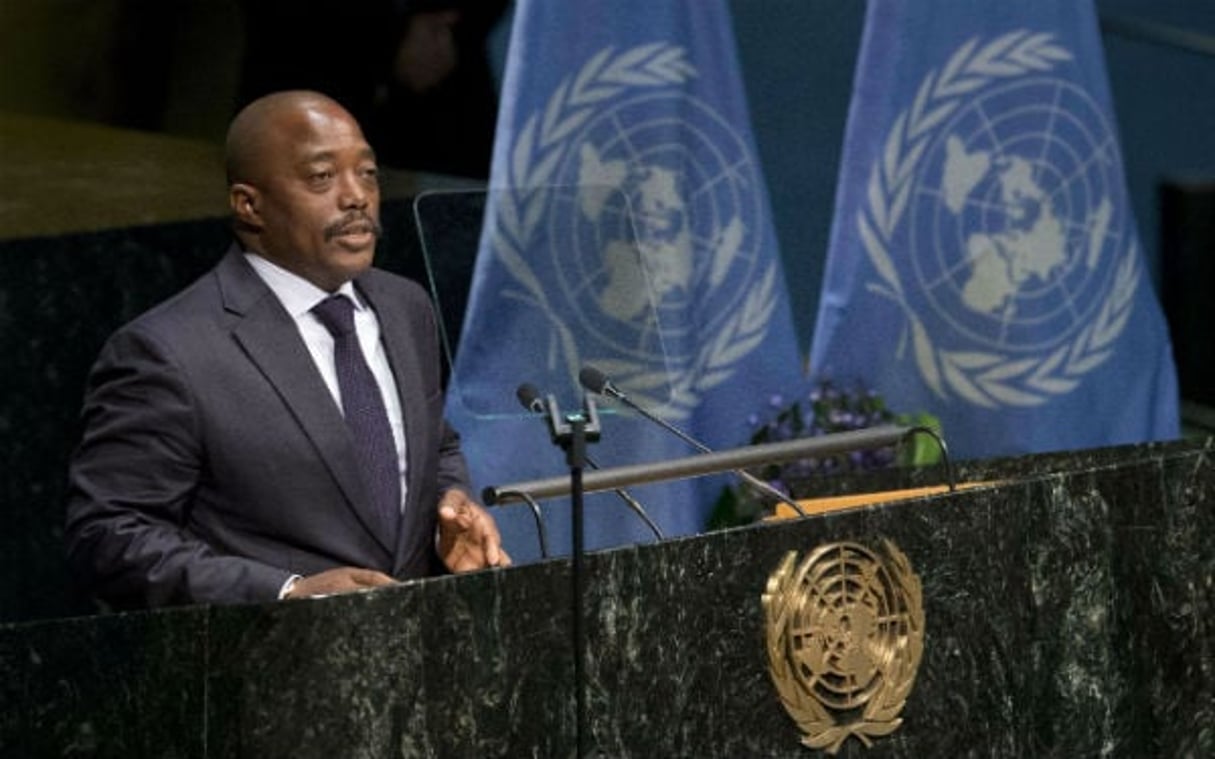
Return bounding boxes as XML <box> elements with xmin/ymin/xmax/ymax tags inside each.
<box><xmin>706</xmin><ymin>380</ymin><xmax>941</xmax><ymax>529</ymax></box>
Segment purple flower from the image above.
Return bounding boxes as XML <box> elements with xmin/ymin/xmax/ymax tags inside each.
<box><xmin>737</xmin><ymin>380</ymin><xmax>913</xmax><ymax>494</ymax></box>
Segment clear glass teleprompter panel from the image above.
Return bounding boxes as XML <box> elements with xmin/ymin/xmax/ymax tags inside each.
<box><xmin>414</xmin><ymin>185</ymin><xmax>678</xmax><ymax>419</ymax></box>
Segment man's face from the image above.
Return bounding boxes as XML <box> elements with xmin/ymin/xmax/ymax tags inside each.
<box><xmin>237</xmin><ymin>101</ymin><xmax>382</xmax><ymax>291</ymax></box>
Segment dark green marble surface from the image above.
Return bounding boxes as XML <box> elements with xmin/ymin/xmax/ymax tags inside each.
<box><xmin>1</xmin><ymin>438</ymin><xmax>1211</xmax><ymax>757</ymax></box>
<box><xmin>0</xmin><ymin>606</ymin><xmax>207</xmax><ymax>758</ymax></box>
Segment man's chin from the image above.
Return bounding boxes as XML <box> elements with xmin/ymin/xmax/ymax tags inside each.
<box><xmin>317</xmin><ymin>246</ymin><xmax>375</xmax><ymax>285</ymax></box>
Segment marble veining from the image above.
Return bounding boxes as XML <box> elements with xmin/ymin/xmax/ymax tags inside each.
<box><xmin>1</xmin><ymin>440</ymin><xmax>1212</xmax><ymax>757</ymax></box>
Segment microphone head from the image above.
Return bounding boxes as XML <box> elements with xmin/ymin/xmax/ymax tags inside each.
<box><xmin>578</xmin><ymin>365</ymin><xmax>611</xmax><ymax>395</ymax></box>
<box><xmin>515</xmin><ymin>383</ymin><xmax>545</xmax><ymax>414</ymax></box>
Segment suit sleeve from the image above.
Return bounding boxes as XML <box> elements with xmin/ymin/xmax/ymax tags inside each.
<box><xmin>65</xmin><ymin>327</ymin><xmax>292</xmax><ymax>608</ymax></box>
<box><xmin>410</xmin><ymin>285</ymin><xmax>473</xmax><ymax>499</ymax></box>
<box><xmin>436</xmin><ymin>417</ymin><xmax>471</xmax><ymax>496</ymax></box>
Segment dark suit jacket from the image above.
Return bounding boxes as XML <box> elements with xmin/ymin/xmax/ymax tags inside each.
<box><xmin>65</xmin><ymin>248</ymin><xmax>470</xmax><ymax>607</ymax></box>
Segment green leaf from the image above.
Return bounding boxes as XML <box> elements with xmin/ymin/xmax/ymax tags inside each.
<box><xmin>895</xmin><ymin>412</ymin><xmax>943</xmax><ymax>466</ymax></box>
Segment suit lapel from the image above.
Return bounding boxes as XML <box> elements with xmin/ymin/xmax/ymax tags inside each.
<box><xmin>216</xmin><ymin>249</ymin><xmax>394</xmax><ymax>556</ymax></box>
<box><xmin>357</xmin><ymin>274</ymin><xmax>429</xmax><ymax>568</ymax></box>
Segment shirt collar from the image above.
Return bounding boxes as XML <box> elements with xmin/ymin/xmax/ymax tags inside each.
<box><xmin>244</xmin><ymin>253</ymin><xmax>364</xmax><ymax>318</ymax></box>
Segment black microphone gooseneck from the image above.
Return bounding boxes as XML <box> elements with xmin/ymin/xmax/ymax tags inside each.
<box><xmin>515</xmin><ymin>384</ymin><xmax>664</xmax><ymax>540</ymax></box>
<box><xmin>578</xmin><ymin>366</ymin><xmax>807</xmax><ymax>518</ymax></box>
<box><xmin>498</xmin><ymin>489</ymin><xmax>549</xmax><ymax>558</ymax></box>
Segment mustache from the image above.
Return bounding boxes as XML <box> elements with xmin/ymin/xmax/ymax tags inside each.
<box><xmin>323</xmin><ymin>212</ymin><xmax>383</xmax><ymax>241</ymax></box>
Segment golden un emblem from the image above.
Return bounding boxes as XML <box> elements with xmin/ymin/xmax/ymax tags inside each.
<box><xmin>763</xmin><ymin>541</ymin><xmax>924</xmax><ymax>754</ymax></box>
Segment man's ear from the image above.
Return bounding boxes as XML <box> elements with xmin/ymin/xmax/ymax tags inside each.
<box><xmin>229</xmin><ymin>183</ymin><xmax>262</xmax><ymax>229</ymax></box>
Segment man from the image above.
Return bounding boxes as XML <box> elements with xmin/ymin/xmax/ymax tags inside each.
<box><xmin>65</xmin><ymin>90</ymin><xmax>508</xmax><ymax>608</ymax></box>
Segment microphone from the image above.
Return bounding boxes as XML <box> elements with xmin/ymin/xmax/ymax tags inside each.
<box><xmin>516</xmin><ymin>383</ymin><xmax>547</xmax><ymax>415</ymax></box>
<box><xmin>578</xmin><ymin>366</ymin><xmax>807</xmax><ymax>517</ymax></box>
<box><xmin>515</xmin><ymin>383</ymin><xmax>664</xmax><ymax>539</ymax></box>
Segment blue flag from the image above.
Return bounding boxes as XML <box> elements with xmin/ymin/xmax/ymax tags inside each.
<box><xmin>445</xmin><ymin>0</ymin><xmax>803</xmax><ymax>559</ymax></box>
<box><xmin>810</xmin><ymin>0</ymin><xmax>1179</xmax><ymax>459</ymax></box>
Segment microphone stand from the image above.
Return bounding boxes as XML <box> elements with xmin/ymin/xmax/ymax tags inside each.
<box><xmin>568</xmin><ymin>414</ymin><xmax>589</xmax><ymax>759</ymax></box>
<box><xmin>540</xmin><ymin>394</ymin><xmax>601</xmax><ymax>759</ymax></box>
<box><xmin>598</xmin><ymin>385</ymin><xmax>807</xmax><ymax>517</ymax></box>
<box><xmin>517</xmin><ymin>383</ymin><xmax>663</xmax><ymax>541</ymax></box>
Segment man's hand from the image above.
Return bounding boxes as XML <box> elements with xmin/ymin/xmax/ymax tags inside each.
<box><xmin>284</xmin><ymin>567</ymin><xmax>397</xmax><ymax>599</ymax></box>
<box><xmin>437</xmin><ymin>489</ymin><xmax>511</xmax><ymax>573</ymax></box>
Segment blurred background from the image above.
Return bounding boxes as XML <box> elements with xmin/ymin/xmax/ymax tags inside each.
<box><xmin>2</xmin><ymin>0</ymin><xmax>1213</xmax><ymax>354</ymax></box>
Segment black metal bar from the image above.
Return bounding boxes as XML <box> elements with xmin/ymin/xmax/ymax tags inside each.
<box><xmin>484</xmin><ymin>425</ymin><xmax>914</xmax><ymax>505</ymax></box>
<box><xmin>567</xmin><ymin>416</ymin><xmax>588</xmax><ymax>758</ymax></box>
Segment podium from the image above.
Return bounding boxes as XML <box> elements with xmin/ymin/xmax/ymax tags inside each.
<box><xmin>2</xmin><ymin>437</ymin><xmax>1212</xmax><ymax>757</ymax></box>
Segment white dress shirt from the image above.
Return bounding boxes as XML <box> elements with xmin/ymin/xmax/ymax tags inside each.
<box><xmin>245</xmin><ymin>253</ymin><xmax>408</xmax><ymax>510</ymax></box>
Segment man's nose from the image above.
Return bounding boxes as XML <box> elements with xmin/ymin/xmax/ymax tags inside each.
<box><xmin>338</xmin><ymin>173</ymin><xmax>370</xmax><ymax>209</ymax></box>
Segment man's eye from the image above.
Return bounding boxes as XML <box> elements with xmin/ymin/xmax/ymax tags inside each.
<box><xmin>310</xmin><ymin>170</ymin><xmax>333</xmax><ymax>182</ymax></box>
<box><xmin>361</xmin><ymin>166</ymin><xmax>379</xmax><ymax>180</ymax></box>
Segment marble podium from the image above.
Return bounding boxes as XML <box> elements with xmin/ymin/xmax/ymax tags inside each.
<box><xmin>1</xmin><ymin>437</ymin><xmax>1212</xmax><ymax>757</ymax></box>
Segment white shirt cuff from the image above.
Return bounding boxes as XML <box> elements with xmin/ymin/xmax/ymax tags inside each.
<box><xmin>278</xmin><ymin>574</ymin><xmax>303</xmax><ymax>599</ymax></box>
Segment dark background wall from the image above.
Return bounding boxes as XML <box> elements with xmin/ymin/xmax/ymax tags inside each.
<box><xmin>0</xmin><ymin>0</ymin><xmax>1212</xmax><ymax>624</ymax></box>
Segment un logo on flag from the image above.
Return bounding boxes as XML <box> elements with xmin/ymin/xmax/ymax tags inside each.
<box><xmin>489</xmin><ymin>44</ymin><xmax>779</xmax><ymax>419</ymax></box>
<box><xmin>861</xmin><ymin>31</ymin><xmax>1141</xmax><ymax>408</ymax></box>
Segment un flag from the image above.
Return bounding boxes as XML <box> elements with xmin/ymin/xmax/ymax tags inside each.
<box><xmin>441</xmin><ymin>0</ymin><xmax>804</xmax><ymax>560</ymax></box>
<box><xmin>810</xmin><ymin>0</ymin><xmax>1180</xmax><ymax>458</ymax></box>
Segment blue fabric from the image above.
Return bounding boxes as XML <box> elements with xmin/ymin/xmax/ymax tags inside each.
<box><xmin>445</xmin><ymin>0</ymin><xmax>803</xmax><ymax>560</ymax></box>
<box><xmin>809</xmin><ymin>0</ymin><xmax>1179</xmax><ymax>459</ymax></box>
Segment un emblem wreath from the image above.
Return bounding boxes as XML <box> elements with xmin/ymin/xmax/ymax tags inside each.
<box><xmin>763</xmin><ymin>541</ymin><xmax>924</xmax><ymax>754</ymax></box>
<box><xmin>860</xmin><ymin>30</ymin><xmax>1140</xmax><ymax>408</ymax></box>
<box><xmin>490</xmin><ymin>43</ymin><xmax>779</xmax><ymax>420</ymax></box>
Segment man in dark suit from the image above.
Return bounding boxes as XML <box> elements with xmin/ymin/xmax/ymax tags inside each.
<box><xmin>65</xmin><ymin>90</ymin><xmax>508</xmax><ymax>608</ymax></box>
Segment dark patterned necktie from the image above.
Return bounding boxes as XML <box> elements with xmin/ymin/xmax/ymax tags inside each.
<box><xmin>312</xmin><ymin>294</ymin><xmax>401</xmax><ymax>540</ymax></box>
